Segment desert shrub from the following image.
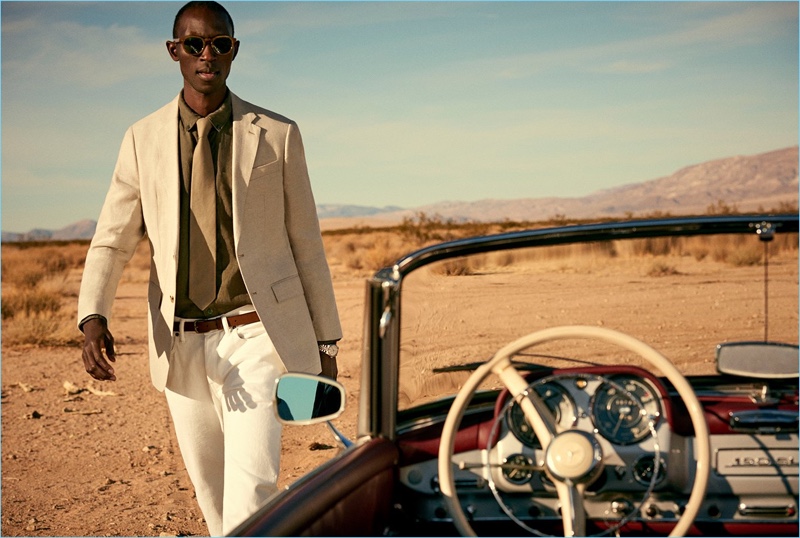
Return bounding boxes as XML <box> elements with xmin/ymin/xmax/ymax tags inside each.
<box><xmin>630</xmin><ymin>237</ymin><xmax>676</xmax><ymax>257</ymax></box>
<box><xmin>40</xmin><ymin>250</ymin><xmax>70</xmax><ymax>274</ymax></box>
<box><xmin>646</xmin><ymin>261</ymin><xmax>680</xmax><ymax>277</ymax></box>
<box><xmin>772</xmin><ymin>233</ymin><xmax>798</xmax><ymax>255</ymax></box>
<box><xmin>359</xmin><ymin>250</ymin><xmax>392</xmax><ymax>272</ymax></box>
<box><xmin>334</xmin><ymin>233</ymin><xmax>409</xmax><ymax>273</ymax></box>
<box><xmin>1</xmin><ymin>288</ymin><xmax>63</xmax><ymax>319</ymax></box>
<box><xmin>1</xmin><ymin>299</ymin><xmax>14</xmax><ymax>321</ymax></box>
<box><xmin>772</xmin><ymin>200</ymin><xmax>798</xmax><ymax>214</ymax></box>
<box><xmin>5</xmin><ymin>266</ymin><xmax>47</xmax><ymax>289</ymax></box>
<box><xmin>726</xmin><ymin>245</ymin><xmax>764</xmax><ymax>267</ymax></box>
<box><xmin>2</xmin><ymin>244</ymin><xmax>82</xmax><ymax>287</ymax></box>
<box><xmin>686</xmin><ymin>239</ymin><xmax>709</xmax><ymax>261</ymax></box>
<box><xmin>1</xmin><ymin>317</ymin><xmax>82</xmax><ymax>347</ymax></box>
<box><xmin>430</xmin><ymin>258</ymin><xmax>475</xmax><ymax>276</ymax></box>
<box><xmin>1</xmin><ymin>242</ymin><xmax>87</xmax><ymax>346</ymax></box>
<box><xmin>594</xmin><ymin>242</ymin><xmax>617</xmax><ymax>257</ymax></box>
<box><xmin>706</xmin><ymin>200</ymin><xmax>739</xmax><ymax>215</ymax></box>
<box><xmin>491</xmin><ymin>251</ymin><xmax>516</xmax><ymax>268</ymax></box>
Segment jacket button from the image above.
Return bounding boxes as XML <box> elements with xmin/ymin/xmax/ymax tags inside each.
<box><xmin>170</xmin><ymin>296</ymin><xmax>175</xmax><ymax>303</ymax></box>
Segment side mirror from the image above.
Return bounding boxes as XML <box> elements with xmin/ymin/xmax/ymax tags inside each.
<box><xmin>717</xmin><ymin>342</ymin><xmax>799</xmax><ymax>379</ymax></box>
<box><xmin>274</xmin><ymin>373</ymin><xmax>345</xmax><ymax>425</ymax></box>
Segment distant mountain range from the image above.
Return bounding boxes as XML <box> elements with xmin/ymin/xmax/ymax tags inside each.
<box><xmin>2</xmin><ymin>219</ymin><xmax>99</xmax><ymax>243</ymax></box>
<box><xmin>3</xmin><ymin>146</ymin><xmax>797</xmax><ymax>242</ymax></box>
<box><xmin>320</xmin><ymin>146</ymin><xmax>798</xmax><ymax>229</ymax></box>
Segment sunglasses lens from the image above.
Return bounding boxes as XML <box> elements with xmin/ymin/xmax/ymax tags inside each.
<box><xmin>182</xmin><ymin>37</ymin><xmax>205</xmax><ymax>55</ymax></box>
<box><xmin>212</xmin><ymin>37</ymin><xmax>233</xmax><ymax>55</ymax></box>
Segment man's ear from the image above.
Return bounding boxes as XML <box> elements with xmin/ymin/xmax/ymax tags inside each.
<box><xmin>166</xmin><ymin>41</ymin><xmax>180</xmax><ymax>62</ymax></box>
<box><xmin>232</xmin><ymin>40</ymin><xmax>240</xmax><ymax>61</ymax></box>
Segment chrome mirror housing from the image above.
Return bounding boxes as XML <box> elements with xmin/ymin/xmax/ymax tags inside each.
<box><xmin>275</xmin><ymin>373</ymin><xmax>345</xmax><ymax>425</ymax></box>
<box><xmin>716</xmin><ymin>342</ymin><xmax>799</xmax><ymax>379</ymax></box>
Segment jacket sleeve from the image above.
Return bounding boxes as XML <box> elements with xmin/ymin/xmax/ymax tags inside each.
<box><xmin>282</xmin><ymin>122</ymin><xmax>342</xmax><ymax>342</ymax></box>
<box><xmin>77</xmin><ymin>126</ymin><xmax>146</xmax><ymax>327</ymax></box>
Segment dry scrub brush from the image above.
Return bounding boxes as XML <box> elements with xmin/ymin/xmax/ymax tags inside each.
<box><xmin>323</xmin><ymin>213</ymin><xmax>534</xmax><ymax>275</ymax></box>
<box><xmin>2</xmin><ymin>242</ymin><xmax>87</xmax><ymax>346</ymax></box>
<box><xmin>323</xmin><ymin>209</ymin><xmax>798</xmax><ymax>276</ymax></box>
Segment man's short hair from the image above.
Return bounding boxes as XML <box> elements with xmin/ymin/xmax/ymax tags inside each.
<box><xmin>173</xmin><ymin>1</ymin><xmax>235</xmax><ymax>38</ymax></box>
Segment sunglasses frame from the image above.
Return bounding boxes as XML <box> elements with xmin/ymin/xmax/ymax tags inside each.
<box><xmin>172</xmin><ymin>35</ymin><xmax>238</xmax><ymax>56</ymax></box>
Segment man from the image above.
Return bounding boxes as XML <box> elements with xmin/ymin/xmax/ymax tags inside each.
<box><xmin>77</xmin><ymin>2</ymin><xmax>342</xmax><ymax>535</ymax></box>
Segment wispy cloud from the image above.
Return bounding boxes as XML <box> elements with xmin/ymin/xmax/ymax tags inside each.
<box><xmin>1</xmin><ymin>1</ymin><xmax>796</xmax><ymax>231</ymax></box>
<box><xmin>591</xmin><ymin>60</ymin><xmax>671</xmax><ymax>75</ymax></box>
<box><xmin>416</xmin><ymin>2</ymin><xmax>795</xmax><ymax>84</ymax></box>
<box><xmin>3</xmin><ymin>18</ymin><xmax>170</xmax><ymax>92</ymax></box>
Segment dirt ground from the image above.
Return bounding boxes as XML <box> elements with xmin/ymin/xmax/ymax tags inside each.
<box><xmin>1</xmin><ymin>241</ymin><xmax>797</xmax><ymax>536</ymax></box>
<box><xmin>1</xmin><ymin>265</ymin><xmax>365</xmax><ymax>537</ymax></box>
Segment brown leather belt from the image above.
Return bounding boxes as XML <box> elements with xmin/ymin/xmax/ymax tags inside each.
<box><xmin>174</xmin><ymin>311</ymin><xmax>260</xmax><ymax>334</ymax></box>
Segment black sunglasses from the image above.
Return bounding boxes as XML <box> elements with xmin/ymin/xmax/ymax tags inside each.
<box><xmin>172</xmin><ymin>35</ymin><xmax>237</xmax><ymax>56</ymax></box>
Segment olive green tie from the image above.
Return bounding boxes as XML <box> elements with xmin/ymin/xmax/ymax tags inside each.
<box><xmin>188</xmin><ymin>117</ymin><xmax>216</xmax><ymax>311</ymax></box>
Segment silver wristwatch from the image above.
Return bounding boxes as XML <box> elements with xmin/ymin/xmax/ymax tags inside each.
<box><xmin>318</xmin><ymin>343</ymin><xmax>339</xmax><ymax>358</ymax></box>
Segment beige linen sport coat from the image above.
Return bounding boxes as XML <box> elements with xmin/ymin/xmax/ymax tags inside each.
<box><xmin>78</xmin><ymin>92</ymin><xmax>342</xmax><ymax>392</ymax></box>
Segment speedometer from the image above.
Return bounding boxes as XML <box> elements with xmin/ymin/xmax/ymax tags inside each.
<box><xmin>506</xmin><ymin>381</ymin><xmax>577</xmax><ymax>447</ymax></box>
<box><xmin>591</xmin><ymin>375</ymin><xmax>662</xmax><ymax>445</ymax></box>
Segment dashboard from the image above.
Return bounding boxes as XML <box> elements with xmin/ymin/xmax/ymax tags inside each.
<box><xmin>492</xmin><ymin>370</ymin><xmax>667</xmax><ymax>487</ymax></box>
<box><xmin>396</xmin><ymin>365</ymin><xmax>799</xmax><ymax>536</ymax></box>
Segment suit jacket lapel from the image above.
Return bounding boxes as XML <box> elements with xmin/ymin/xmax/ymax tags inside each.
<box><xmin>150</xmin><ymin>97</ymin><xmax>181</xmax><ymax>265</ymax></box>
<box><xmin>231</xmin><ymin>93</ymin><xmax>263</xmax><ymax>248</ymax></box>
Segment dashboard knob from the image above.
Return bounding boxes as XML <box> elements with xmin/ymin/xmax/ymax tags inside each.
<box><xmin>611</xmin><ymin>499</ymin><xmax>633</xmax><ymax>515</ymax></box>
<box><xmin>465</xmin><ymin>504</ymin><xmax>476</xmax><ymax>521</ymax></box>
<box><xmin>645</xmin><ymin>504</ymin><xmax>659</xmax><ymax>518</ymax></box>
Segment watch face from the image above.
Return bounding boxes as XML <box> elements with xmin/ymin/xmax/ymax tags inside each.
<box><xmin>320</xmin><ymin>344</ymin><xmax>339</xmax><ymax>357</ymax></box>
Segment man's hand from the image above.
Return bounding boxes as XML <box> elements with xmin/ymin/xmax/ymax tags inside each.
<box><xmin>319</xmin><ymin>352</ymin><xmax>338</xmax><ymax>381</ymax></box>
<box><xmin>81</xmin><ymin>318</ymin><xmax>117</xmax><ymax>381</ymax></box>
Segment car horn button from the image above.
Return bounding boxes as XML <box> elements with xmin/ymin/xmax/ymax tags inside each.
<box><xmin>545</xmin><ymin>430</ymin><xmax>603</xmax><ymax>482</ymax></box>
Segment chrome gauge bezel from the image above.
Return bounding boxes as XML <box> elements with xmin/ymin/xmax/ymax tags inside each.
<box><xmin>633</xmin><ymin>454</ymin><xmax>667</xmax><ymax>486</ymax></box>
<box><xmin>590</xmin><ymin>375</ymin><xmax>663</xmax><ymax>445</ymax></box>
<box><xmin>501</xmin><ymin>454</ymin><xmax>536</xmax><ymax>485</ymax></box>
<box><xmin>505</xmin><ymin>380</ymin><xmax>578</xmax><ymax>448</ymax></box>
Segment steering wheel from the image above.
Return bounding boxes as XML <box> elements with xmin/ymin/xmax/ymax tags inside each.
<box><xmin>438</xmin><ymin>326</ymin><xmax>711</xmax><ymax>537</ymax></box>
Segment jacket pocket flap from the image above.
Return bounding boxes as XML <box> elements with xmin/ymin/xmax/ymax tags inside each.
<box><xmin>250</xmin><ymin>160</ymin><xmax>280</xmax><ymax>182</ymax></box>
<box><xmin>272</xmin><ymin>275</ymin><xmax>303</xmax><ymax>303</ymax></box>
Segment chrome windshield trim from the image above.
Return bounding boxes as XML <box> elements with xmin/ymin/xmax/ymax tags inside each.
<box><xmin>384</xmin><ymin>215</ymin><xmax>798</xmax><ymax>280</ymax></box>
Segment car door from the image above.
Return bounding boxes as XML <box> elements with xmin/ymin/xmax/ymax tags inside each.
<box><xmin>231</xmin><ymin>437</ymin><xmax>399</xmax><ymax>536</ymax></box>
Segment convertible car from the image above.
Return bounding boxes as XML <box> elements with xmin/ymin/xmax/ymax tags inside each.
<box><xmin>235</xmin><ymin>214</ymin><xmax>798</xmax><ymax>537</ymax></box>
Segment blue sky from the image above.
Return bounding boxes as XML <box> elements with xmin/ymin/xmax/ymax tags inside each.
<box><xmin>2</xmin><ymin>1</ymin><xmax>797</xmax><ymax>232</ymax></box>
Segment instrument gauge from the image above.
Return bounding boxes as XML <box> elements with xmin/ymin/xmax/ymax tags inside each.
<box><xmin>591</xmin><ymin>375</ymin><xmax>662</xmax><ymax>445</ymax></box>
<box><xmin>633</xmin><ymin>454</ymin><xmax>667</xmax><ymax>486</ymax></box>
<box><xmin>506</xmin><ymin>381</ymin><xmax>577</xmax><ymax>448</ymax></box>
<box><xmin>501</xmin><ymin>454</ymin><xmax>536</xmax><ymax>485</ymax></box>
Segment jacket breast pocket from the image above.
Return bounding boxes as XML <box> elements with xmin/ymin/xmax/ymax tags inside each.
<box><xmin>250</xmin><ymin>159</ymin><xmax>281</xmax><ymax>183</ymax></box>
<box><xmin>271</xmin><ymin>275</ymin><xmax>304</xmax><ymax>303</ymax></box>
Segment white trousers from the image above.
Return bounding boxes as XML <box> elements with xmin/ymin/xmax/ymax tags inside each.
<box><xmin>164</xmin><ymin>308</ymin><xmax>286</xmax><ymax>536</ymax></box>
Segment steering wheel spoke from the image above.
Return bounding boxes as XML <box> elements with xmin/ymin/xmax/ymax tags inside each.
<box><xmin>495</xmin><ymin>358</ymin><xmax>558</xmax><ymax>445</ymax></box>
<box><xmin>554</xmin><ymin>480</ymin><xmax>587</xmax><ymax>537</ymax></box>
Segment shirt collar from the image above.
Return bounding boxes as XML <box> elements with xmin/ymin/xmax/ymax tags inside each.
<box><xmin>178</xmin><ymin>91</ymin><xmax>233</xmax><ymax>133</ymax></box>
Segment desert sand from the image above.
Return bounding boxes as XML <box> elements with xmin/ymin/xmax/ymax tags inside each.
<box><xmin>1</xmin><ymin>243</ymin><xmax>366</xmax><ymax>536</ymax></box>
<box><xmin>2</xmin><ymin>233</ymin><xmax>797</xmax><ymax>536</ymax></box>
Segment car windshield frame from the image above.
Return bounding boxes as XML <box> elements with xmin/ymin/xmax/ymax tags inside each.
<box><xmin>360</xmin><ymin>214</ymin><xmax>798</xmax><ymax>441</ymax></box>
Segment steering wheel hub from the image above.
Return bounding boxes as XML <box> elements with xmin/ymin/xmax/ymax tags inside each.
<box><xmin>545</xmin><ymin>430</ymin><xmax>603</xmax><ymax>482</ymax></box>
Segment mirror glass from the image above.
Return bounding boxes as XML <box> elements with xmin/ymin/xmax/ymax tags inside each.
<box><xmin>275</xmin><ymin>373</ymin><xmax>345</xmax><ymax>424</ymax></box>
<box><xmin>717</xmin><ymin>342</ymin><xmax>799</xmax><ymax>379</ymax></box>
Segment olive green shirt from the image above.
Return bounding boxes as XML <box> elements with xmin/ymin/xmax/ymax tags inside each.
<box><xmin>176</xmin><ymin>92</ymin><xmax>249</xmax><ymax>318</ymax></box>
